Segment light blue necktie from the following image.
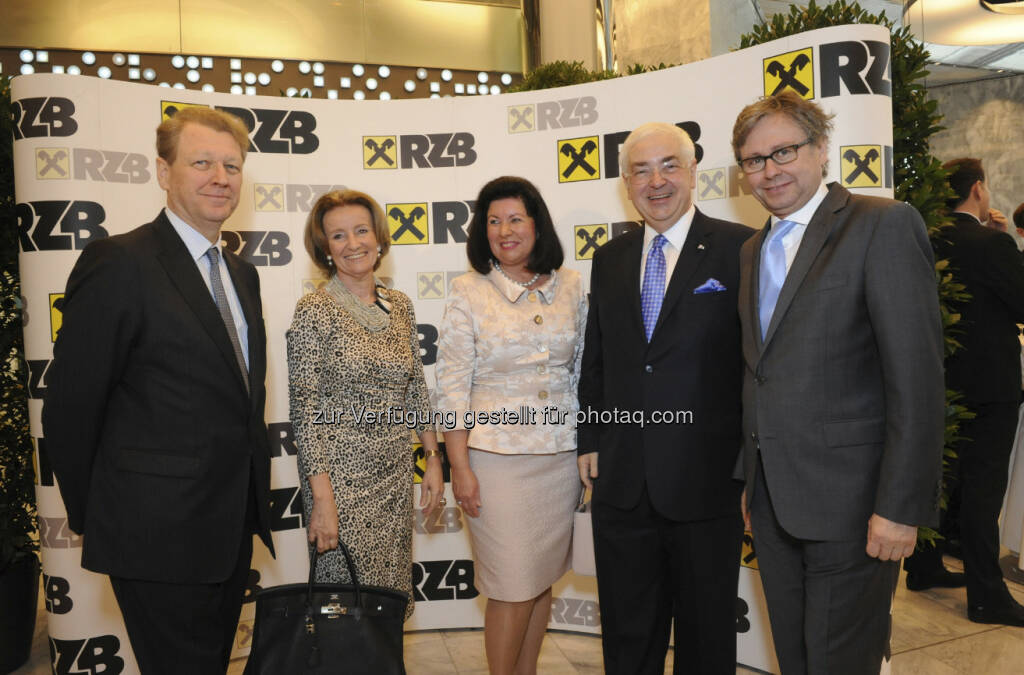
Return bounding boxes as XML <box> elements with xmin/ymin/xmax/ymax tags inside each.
<box><xmin>641</xmin><ymin>234</ymin><xmax>668</xmax><ymax>342</ymax></box>
<box><xmin>758</xmin><ymin>219</ymin><xmax>798</xmax><ymax>340</ymax></box>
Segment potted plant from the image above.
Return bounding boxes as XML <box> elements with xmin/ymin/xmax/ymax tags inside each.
<box><xmin>0</xmin><ymin>72</ymin><xmax>41</xmax><ymax>674</ymax></box>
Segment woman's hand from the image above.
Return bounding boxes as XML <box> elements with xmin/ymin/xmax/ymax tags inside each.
<box><xmin>307</xmin><ymin>473</ymin><xmax>339</xmax><ymax>552</ymax></box>
<box><xmin>419</xmin><ymin>455</ymin><xmax>445</xmax><ymax>516</ymax></box>
<box><xmin>451</xmin><ymin>466</ymin><xmax>482</xmax><ymax>518</ymax></box>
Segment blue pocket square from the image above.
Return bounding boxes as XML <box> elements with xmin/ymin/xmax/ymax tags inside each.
<box><xmin>693</xmin><ymin>278</ymin><xmax>727</xmax><ymax>294</ymax></box>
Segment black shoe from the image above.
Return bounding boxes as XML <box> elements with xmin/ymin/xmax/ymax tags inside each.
<box><xmin>968</xmin><ymin>598</ymin><xmax>1024</xmax><ymax>627</ymax></box>
<box><xmin>905</xmin><ymin>569</ymin><xmax>966</xmax><ymax>591</ymax></box>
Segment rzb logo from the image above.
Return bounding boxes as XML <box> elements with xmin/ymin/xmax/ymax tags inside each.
<box><xmin>558</xmin><ymin>136</ymin><xmax>600</xmax><ymax>183</ymax></box>
<box><xmin>507</xmin><ymin>97</ymin><xmax>598</xmax><ymax>134</ymax></box>
<box><xmin>253</xmin><ymin>183</ymin><xmax>345</xmax><ymax>212</ymax></box>
<box><xmin>36</xmin><ymin>147</ymin><xmax>150</xmax><ymax>183</ymax></box>
<box><xmin>574</xmin><ymin>225</ymin><xmax>607</xmax><ymax>260</ymax></box>
<box><xmin>220</xmin><ymin>231</ymin><xmax>292</xmax><ymax>266</ymax></box>
<box><xmin>763</xmin><ymin>48</ymin><xmax>814</xmax><ymax>99</ymax></box>
<box><xmin>12</xmin><ymin>97</ymin><xmax>78</xmax><ymax>139</ymax></box>
<box><xmin>840</xmin><ymin>145</ymin><xmax>883</xmax><ymax>188</ymax></box>
<box><xmin>18</xmin><ymin>201</ymin><xmax>108</xmax><ymax>252</ymax></box>
<box><xmin>363</xmin><ymin>133</ymin><xmax>477</xmax><ymax>169</ymax></box>
<box><xmin>51</xmin><ymin>636</ymin><xmax>124</xmax><ymax>675</ymax></box>
<box><xmin>412</xmin><ymin>560</ymin><xmax>478</xmax><ymax>600</ymax></box>
<box><xmin>387</xmin><ymin>203</ymin><xmax>429</xmax><ymax>245</ymax></box>
<box><xmin>162</xmin><ymin>101</ymin><xmax>319</xmax><ymax>154</ymax></box>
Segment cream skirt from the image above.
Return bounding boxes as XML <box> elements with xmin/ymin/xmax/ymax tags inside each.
<box><xmin>466</xmin><ymin>449</ymin><xmax>580</xmax><ymax>602</ymax></box>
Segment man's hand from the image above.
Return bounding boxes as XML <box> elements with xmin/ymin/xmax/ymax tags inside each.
<box><xmin>986</xmin><ymin>208</ymin><xmax>1010</xmax><ymax>231</ymax></box>
<box><xmin>578</xmin><ymin>453</ymin><xmax>598</xmax><ymax>490</ymax></box>
<box><xmin>865</xmin><ymin>513</ymin><xmax>917</xmax><ymax>561</ymax></box>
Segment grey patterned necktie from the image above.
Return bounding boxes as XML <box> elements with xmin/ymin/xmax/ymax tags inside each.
<box><xmin>205</xmin><ymin>246</ymin><xmax>249</xmax><ymax>392</ymax></box>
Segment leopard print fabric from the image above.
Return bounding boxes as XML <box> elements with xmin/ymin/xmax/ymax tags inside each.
<box><xmin>287</xmin><ymin>285</ymin><xmax>430</xmax><ymax>620</ymax></box>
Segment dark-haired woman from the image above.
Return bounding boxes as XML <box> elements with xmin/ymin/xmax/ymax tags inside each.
<box><xmin>287</xmin><ymin>189</ymin><xmax>444</xmax><ymax>620</ymax></box>
<box><xmin>436</xmin><ymin>176</ymin><xmax>586</xmax><ymax>674</ymax></box>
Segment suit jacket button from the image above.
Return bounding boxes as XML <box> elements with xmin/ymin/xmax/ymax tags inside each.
<box><xmin>644</xmin><ymin>364</ymin><xmax>653</xmax><ymax>373</ymax></box>
<box><xmin>755</xmin><ymin>375</ymin><xmax>766</xmax><ymax>384</ymax></box>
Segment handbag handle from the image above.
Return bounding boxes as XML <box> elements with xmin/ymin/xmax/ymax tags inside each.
<box><xmin>306</xmin><ymin>540</ymin><xmax>363</xmax><ymax>609</ymax></box>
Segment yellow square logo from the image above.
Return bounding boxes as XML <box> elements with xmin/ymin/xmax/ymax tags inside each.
<box><xmin>741</xmin><ymin>531</ymin><xmax>759</xmax><ymax>570</ymax></box>
<box><xmin>507</xmin><ymin>104</ymin><xmax>535</xmax><ymax>134</ymax></box>
<box><xmin>36</xmin><ymin>148</ymin><xmax>70</xmax><ymax>180</ymax></box>
<box><xmin>49</xmin><ymin>293</ymin><xmax>64</xmax><ymax>343</ymax></box>
<box><xmin>363</xmin><ymin>136</ymin><xmax>397</xmax><ymax>169</ymax></box>
<box><xmin>840</xmin><ymin>145</ymin><xmax>882</xmax><ymax>188</ymax></box>
<box><xmin>387</xmin><ymin>203</ymin><xmax>429</xmax><ymax>245</ymax></box>
<box><xmin>763</xmin><ymin>48</ymin><xmax>814</xmax><ymax>99</ymax></box>
<box><xmin>697</xmin><ymin>168</ymin><xmax>727</xmax><ymax>201</ymax></box>
<box><xmin>574</xmin><ymin>225</ymin><xmax>608</xmax><ymax>260</ymax></box>
<box><xmin>557</xmin><ymin>136</ymin><xmax>600</xmax><ymax>183</ymax></box>
<box><xmin>160</xmin><ymin>100</ymin><xmax>208</xmax><ymax>122</ymax></box>
<box><xmin>417</xmin><ymin>272</ymin><xmax>445</xmax><ymax>299</ymax></box>
<box><xmin>253</xmin><ymin>184</ymin><xmax>284</xmax><ymax>212</ymax></box>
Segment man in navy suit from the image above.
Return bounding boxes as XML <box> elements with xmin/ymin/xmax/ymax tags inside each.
<box><xmin>578</xmin><ymin>122</ymin><xmax>753</xmax><ymax>674</ymax></box>
<box><xmin>44</xmin><ymin>107</ymin><xmax>275</xmax><ymax>674</ymax></box>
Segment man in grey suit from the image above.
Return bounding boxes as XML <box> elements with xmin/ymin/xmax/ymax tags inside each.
<box><xmin>732</xmin><ymin>92</ymin><xmax>945</xmax><ymax>673</ymax></box>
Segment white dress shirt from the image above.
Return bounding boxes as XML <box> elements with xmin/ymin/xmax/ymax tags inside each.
<box><xmin>764</xmin><ymin>182</ymin><xmax>829</xmax><ymax>280</ymax></box>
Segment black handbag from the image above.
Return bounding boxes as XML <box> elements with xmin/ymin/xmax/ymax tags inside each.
<box><xmin>243</xmin><ymin>541</ymin><xmax>409</xmax><ymax>674</ymax></box>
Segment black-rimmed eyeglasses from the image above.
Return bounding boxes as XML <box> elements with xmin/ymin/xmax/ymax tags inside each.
<box><xmin>738</xmin><ymin>139</ymin><xmax>813</xmax><ymax>174</ymax></box>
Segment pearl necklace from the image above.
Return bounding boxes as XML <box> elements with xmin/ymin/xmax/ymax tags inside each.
<box><xmin>494</xmin><ymin>261</ymin><xmax>541</xmax><ymax>288</ymax></box>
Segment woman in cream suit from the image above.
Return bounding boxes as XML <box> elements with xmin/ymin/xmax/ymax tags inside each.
<box><xmin>436</xmin><ymin>176</ymin><xmax>586</xmax><ymax>675</ymax></box>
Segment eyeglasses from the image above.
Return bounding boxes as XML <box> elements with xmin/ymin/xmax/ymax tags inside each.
<box><xmin>738</xmin><ymin>139</ymin><xmax>813</xmax><ymax>174</ymax></box>
<box><xmin>625</xmin><ymin>160</ymin><xmax>684</xmax><ymax>186</ymax></box>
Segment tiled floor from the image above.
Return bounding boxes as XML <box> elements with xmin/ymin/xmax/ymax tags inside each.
<box><xmin>14</xmin><ymin>555</ymin><xmax>1024</xmax><ymax>674</ymax></box>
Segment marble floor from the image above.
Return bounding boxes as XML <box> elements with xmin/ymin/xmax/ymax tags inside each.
<box><xmin>14</xmin><ymin>555</ymin><xmax>1024</xmax><ymax>674</ymax></box>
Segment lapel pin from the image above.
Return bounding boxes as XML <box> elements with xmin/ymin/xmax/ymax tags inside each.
<box><xmin>697</xmin><ymin>243</ymin><xmax>705</xmax><ymax>250</ymax></box>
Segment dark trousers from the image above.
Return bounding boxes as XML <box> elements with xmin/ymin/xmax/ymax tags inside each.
<box><xmin>750</xmin><ymin>463</ymin><xmax>898</xmax><ymax>675</ymax></box>
<box><xmin>110</xmin><ymin>533</ymin><xmax>252</xmax><ymax>675</ymax></box>
<box><xmin>110</xmin><ymin>486</ymin><xmax>257</xmax><ymax>675</ymax></box>
<box><xmin>954</xmin><ymin>401</ymin><xmax>1018</xmax><ymax>606</ymax></box>
<box><xmin>592</xmin><ymin>486</ymin><xmax>742</xmax><ymax>675</ymax></box>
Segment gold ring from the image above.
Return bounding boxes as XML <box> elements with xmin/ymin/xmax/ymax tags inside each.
<box><xmin>438</xmin><ymin>498</ymin><xmax>447</xmax><ymax>506</ymax></box>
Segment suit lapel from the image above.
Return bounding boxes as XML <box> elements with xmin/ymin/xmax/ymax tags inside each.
<box><xmin>650</xmin><ymin>209</ymin><xmax>712</xmax><ymax>342</ymax></box>
<box><xmin>623</xmin><ymin>230</ymin><xmax>645</xmax><ymax>340</ymax></box>
<box><xmin>761</xmin><ymin>183</ymin><xmax>849</xmax><ymax>348</ymax></box>
<box><xmin>744</xmin><ymin>221</ymin><xmax>769</xmax><ymax>359</ymax></box>
<box><xmin>152</xmin><ymin>214</ymin><xmax>250</xmax><ymax>395</ymax></box>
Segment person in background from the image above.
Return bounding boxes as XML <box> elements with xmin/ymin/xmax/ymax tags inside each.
<box><xmin>914</xmin><ymin>159</ymin><xmax>1024</xmax><ymax>627</ymax></box>
<box><xmin>732</xmin><ymin>92</ymin><xmax>945</xmax><ymax>672</ymax></box>
<box><xmin>578</xmin><ymin>122</ymin><xmax>752</xmax><ymax>674</ymax></box>
<box><xmin>436</xmin><ymin>175</ymin><xmax>586</xmax><ymax>675</ymax></box>
<box><xmin>287</xmin><ymin>189</ymin><xmax>444</xmax><ymax>621</ymax></box>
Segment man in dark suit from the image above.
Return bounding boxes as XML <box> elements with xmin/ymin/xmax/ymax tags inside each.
<box><xmin>732</xmin><ymin>92</ymin><xmax>945</xmax><ymax>673</ymax></box>
<box><xmin>43</xmin><ymin>107</ymin><xmax>275</xmax><ymax>674</ymax></box>
<box><xmin>578</xmin><ymin>122</ymin><xmax>753</xmax><ymax>674</ymax></box>
<box><xmin>920</xmin><ymin>158</ymin><xmax>1024</xmax><ymax>626</ymax></box>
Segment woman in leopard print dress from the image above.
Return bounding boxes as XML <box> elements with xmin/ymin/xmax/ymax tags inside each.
<box><xmin>286</xmin><ymin>189</ymin><xmax>444</xmax><ymax>619</ymax></box>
